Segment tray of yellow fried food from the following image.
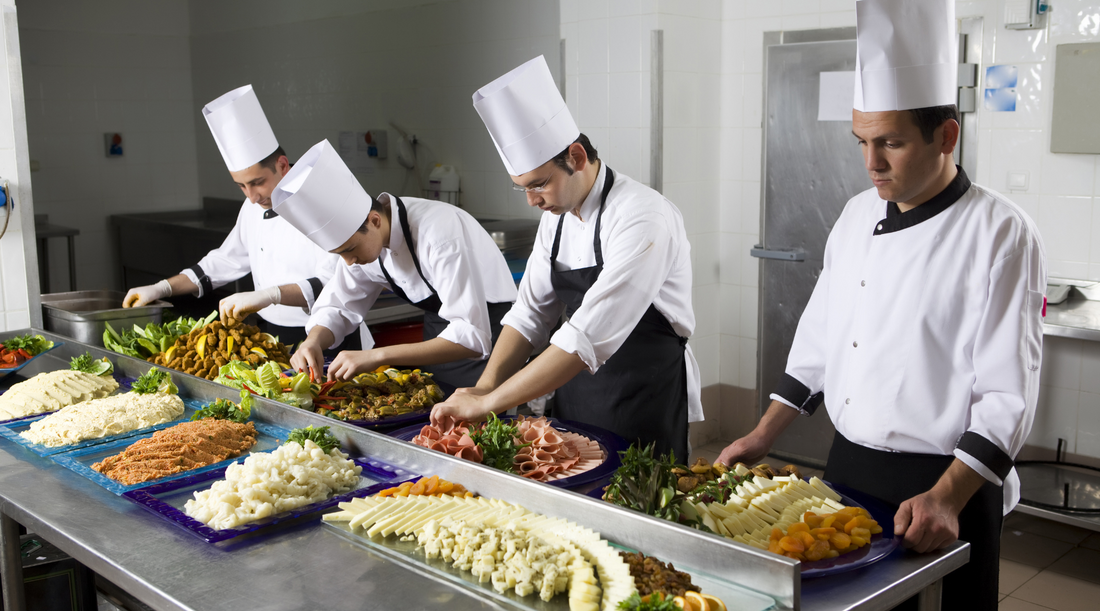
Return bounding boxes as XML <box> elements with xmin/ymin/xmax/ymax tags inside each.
<box><xmin>150</xmin><ymin>317</ymin><xmax>292</xmax><ymax>381</ymax></box>
<box><xmin>310</xmin><ymin>368</ymin><xmax>445</xmax><ymax>429</ymax></box>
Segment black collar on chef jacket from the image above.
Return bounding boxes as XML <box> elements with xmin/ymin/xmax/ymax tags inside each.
<box><xmin>873</xmin><ymin>165</ymin><xmax>971</xmax><ymax>235</ymax></box>
<box><xmin>263</xmin><ymin>209</ymin><xmax>278</xmax><ymax>219</ymax></box>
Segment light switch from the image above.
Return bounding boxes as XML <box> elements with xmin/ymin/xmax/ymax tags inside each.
<box><xmin>1008</xmin><ymin>171</ymin><xmax>1029</xmax><ymax>190</ymax></box>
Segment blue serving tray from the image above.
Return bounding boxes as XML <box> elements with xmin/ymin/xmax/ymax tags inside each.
<box><xmin>0</xmin><ymin>370</ymin><xmax>126</xmax><ymax>427</ymax></box>
<box><xmin>585</xmin><ymin>479</ymin><xmax>899</xmax><ymax>578</ymax></box>
<box><xmin>0</xmin><ymin>342</ymin><xmax>64</xmax><ymax>381</ymax></box>
<box><xmin>0</xmin><ymin>396</ymin><xmax>202</xmax><ymax>457</ymax></box>
<box><xmin>388</xmin><ymin>416</ymin><xmax>627</xmax><ymax>490</ymax></box>
<box><xmin>51</xmin><ymin>420</ymin><xmax>292</xmax><ymax>495</ymax></box>
<box><xmin>122</xmin><ymin>456</ymin><xmax>416</xmax><ymax>544</ymax></box>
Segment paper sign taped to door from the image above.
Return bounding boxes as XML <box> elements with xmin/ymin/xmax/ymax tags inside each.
<box><xmin>818</xmin><ymin>71</ymin><xmax>855</xmax><ymax>121</ymax></box>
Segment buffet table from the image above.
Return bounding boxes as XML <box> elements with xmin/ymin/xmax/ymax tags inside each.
<box><xmin>0</xmin><ymin>331</ymin><xmax>968</xmax><ymax>611</ymax></box>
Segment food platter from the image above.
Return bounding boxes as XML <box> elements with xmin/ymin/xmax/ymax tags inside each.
<box><xmin>586</xmin><ymin>480</ymin><xmax>898</xmax><ymax>578</ymax></box>
<box><xmin>52</xmin><ymin>420</ymin><xmax>292</xmax><ymax>495</ymax></box>
<box><xmin>122</xmin><ymin>458</ymin><xmax>414</xmax><ymax>544</ymax></box>
<box><xmin>388</xmin><ymin>416</ymin><xmax>626</xmax><ymax>489</ymax></box>
<box><xmin>0</xmin><ymin>341</ymin><xmax>63</xmax><ymax>380</ymax></box>
<box><xmin>322</xmin><ymin>506</ymin><xmax>778</xmax><ymax>611</ymax></box>
<box><xmin>0</xmin><ymin>397</ymin><xmax>202</xmax><ymax>457</ymax></box>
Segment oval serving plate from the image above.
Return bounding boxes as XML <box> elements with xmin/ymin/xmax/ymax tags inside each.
<box><xmin>586</xmin><ymin>480</ymin><xmax>898</xmax><ymax>578</ymax></box>
<box><xmin>390</xmin><ymin>416</ymin><xmax>627</xmax><ymax>490</ymax></box>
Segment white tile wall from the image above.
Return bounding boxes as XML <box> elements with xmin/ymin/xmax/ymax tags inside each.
<box><xmin>711</xmin><ymin>0</ymin><xmax>1100</xmax><ymax>459</ymax></box>
<box><xmin>190</xmin><ymin>0</ymin><xmax>558</xmax><ymax>226</ymax></box>
<box><xmin>19</xmin><ymin>0</ymin><xmax>199</xmax><ymax>292</ymax></box>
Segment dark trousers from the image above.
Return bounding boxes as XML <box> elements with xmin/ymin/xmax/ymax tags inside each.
<box><xmin>825</xmin><ymin>433</ymin><xmax>1003</xmax><ymax>611</ymax></box>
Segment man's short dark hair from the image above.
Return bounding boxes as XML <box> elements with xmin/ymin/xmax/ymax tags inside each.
<box><xmin>258</xmin><ymin>146</ymin><xmax>287</xmax><ymax>173</ymax></box>
<box><xmin>907</xmin><ymin>105</ymin><xmax>960</xmax><ymax>144</ymax></box>
<box><xmin>357</xmin><ymin>196</ymin><xmax>391</xmax><ymax>233</ymax></box>
<box><xmin>550</xmin><ymin>134</ymin><xmax>599</xmax><ymax>175</ymax></box>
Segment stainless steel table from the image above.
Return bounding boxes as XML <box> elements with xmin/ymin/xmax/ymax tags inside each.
<box><xmin>0</xmin><ymin>331</ymin><xmax>970</xmax><ymax>611</ymax></box>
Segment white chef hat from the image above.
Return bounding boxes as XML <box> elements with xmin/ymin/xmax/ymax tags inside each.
<box><xmin>202</xmin><ymin>85</ymin><xmax>280</xmax><ymax>172</ymax></box>
<box><xmin>270</xmin><ymin>140</ymin><xmax>373</xmax><ymax>251</ymax></box>
<box><xmin>472</xmin><ymin>55</ymin><xmax>579</xmax><ymax>176</ymax></box>
<box><xmin>854</xmin><ymin>0</ymin><xmax>957</xmax><ymax>112</ymax></box>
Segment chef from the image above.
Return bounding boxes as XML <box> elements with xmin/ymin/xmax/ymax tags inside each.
<box><xmin>272</xmin><ymin>139</ymin><xmax>516</xmax><ymax>388</ymax></box>
<box><xmin>122</xmin><ymin>85</ymin><xmax>347</xmax><ymax>348</ymax></box>
<box><xmin>429</xmin><ymin>56</ymin><xmax>702</xmax><ymax>462</ymax></box>
<box><xmin>715</xmin><ymin>2</ymin><xmax>1045</xmax><ymax>608</ymax></box>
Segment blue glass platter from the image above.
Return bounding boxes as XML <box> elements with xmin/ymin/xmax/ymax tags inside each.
<box><xmin>51</xmin><ymin>420</ymin><xmax>291</xmax><ymax>495</ymax></box>
<box><xmin>122</xmin><ymin>456</ymin><xmax>416</xmax><ymax>544</ymax></box>
<box><xmin>0</xmin><ymin>396</ymin><xmax>202</xmax><ymax>457</ymax></box>
<box><xmin>585</xmin><ymin>480</ymin><xmax>898</xmax><ymax>578</ymax></box>
<box><xmin>388</xmin><ymin>416</ymin><xmax>626</xmax><ymax>490</ymax></box>
<box><xmin>0</xmin><ymin>341</ymin><xmax>64</xmax><ymax>380</ymax></box>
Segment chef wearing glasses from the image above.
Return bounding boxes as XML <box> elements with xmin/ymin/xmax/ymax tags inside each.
<box><xmin>431</xmin><ymin>56</ymin><xmax>702</xmax><ymax>462</ymax></box>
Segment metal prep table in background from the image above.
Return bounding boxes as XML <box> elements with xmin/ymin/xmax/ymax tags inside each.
<box><xmin>0</xmin><ymin>331</ymin><xmax>968</xmax><ymax>611</ymax></box>
<box><xmin>1017</xmin><ymin>295</ymin><xmax>1100</xmax><ymax>533</ymax></box>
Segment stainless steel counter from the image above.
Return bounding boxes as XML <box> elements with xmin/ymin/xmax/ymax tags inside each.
<box><xmin>0</xmin><ymin>330</ymin><xmax>969</xmax><ymax>611</ymax></box>
<box><xmin>1043</xmin><ymin>296</ymin><xmax>1100</xmax><ymax>342</ymax></box>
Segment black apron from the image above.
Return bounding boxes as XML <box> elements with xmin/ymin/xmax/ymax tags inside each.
<box><xmin>549</xmin><ymin>167</ymin><xmax>690</xmax><ymax>463</ymax></box>
<box><xmin>378</xmin><ymin>196</ymin><xmax>509</xmax><ymax>389</ymax></box>
<box><xmin>825</xmin><ymin>433</ymin><xmax>1003</xmax><ymax>611</ymax></box>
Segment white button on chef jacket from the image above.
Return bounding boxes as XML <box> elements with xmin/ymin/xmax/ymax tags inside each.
<box><xmin>181</xmin><ymin>199</ymin><xmax>340</xmax><ymax>327</ymax></box>
<box><xmin>774</xmin><ymin>183</ymin><xmax>1046</xmax><ymax>514</ymax></box>
<box><xmin>308</xmin><ymin>196</ymin><xmax>517</xmax><ymax>354</ymax></box>
<box><xmin>503</xmin><ymin>163</ymin><xmax>703</xmax><ymax>423</ymax></box>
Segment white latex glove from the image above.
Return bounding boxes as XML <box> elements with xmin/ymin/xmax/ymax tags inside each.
<box><xmin>123</xmin><ymin>280</ymin><xmax>171</xmax><ymax>308</ymax></box>
<box><xmin>219</xmin><ymin>286</ymin><xmax>281</xmax><ymax>321</ymax></box>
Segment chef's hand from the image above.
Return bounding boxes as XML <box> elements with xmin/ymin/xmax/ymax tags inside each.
<box><xmin>123</xmin><ymin>280</ymin><xmax>172</xmax><ymax>308</ymax></box>
<box><xmin>716</xmin><ymin>432</ymin><xmax>771</xmax><ymax>468</ymax></box>
<box><xmin>430</xmin><ymin>392</ymin><xmax>494</xmax><ymax>430</ymax></box>
<box><xmin>893</xmin><ymin>459</ymin><xmax>984</xmax><ymax>553</ymax></box>
<box><xmin>220</xmin><ymin>286</ymin><xmax>281</xmax><ymax>321</ymax></box>
<box><xmin>291</xmin><ymin>339</ymin><xmax>325</xmax><ymax>383</ymax></box>
<box><xmin>327</xmin><ymin>350</ymin><xmax>386</xmax><ymax>381</ymax></box>
<box><xmin>893</xmin><ymin>490</ymin><xmax>961</xmax><ymax>553</ymax></box>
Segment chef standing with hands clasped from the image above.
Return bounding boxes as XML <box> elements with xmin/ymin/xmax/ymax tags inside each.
<box><xmin>430</xmin><ymin>56</ymin><xmax>702</xmax><ymax>462</ymax></box>
<box><xmin>716</xmin><ymin>2</ymin><xmax>1045</xmax><ymax>609</ymax></box>
<box><xmin>122</xmin><ymin>85</ymin><xmax>350</xmax><ymax>349</ymax></box>
<box><xmin>273</xmin><ymin>140</ymin><xmax>516</xmax><ymax>388</ymax></box>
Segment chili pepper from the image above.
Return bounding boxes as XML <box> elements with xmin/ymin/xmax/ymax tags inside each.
<box><xmin>15</xmin><ymin>349</ymin><xmax>31</xmax><ymax>360</ymax></box>
<box><xmin>316</xmin><ymin>402</ymin><xmax>333</xmax><ymax>410</ymax></box>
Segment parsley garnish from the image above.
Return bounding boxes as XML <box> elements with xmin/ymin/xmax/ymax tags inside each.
<box><xmin>287</xmin><ymin>426</ymin><xmax>340</xmax><ymax>453</ymax></box>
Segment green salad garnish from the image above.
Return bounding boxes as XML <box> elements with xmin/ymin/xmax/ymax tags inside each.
<box><xmin>287</xmin><ymin>425</ymin><xmax>340</xmax><ymax>453</ymax></box>
<box><xmin>69</xmin><ymin>352</ymin><xmax>113</xmax><ymax>376</ymax></box>
<box><xmin>470</xmin><ymin>412</ymin><xmax>527</xmax><ymax>473</ymax></box>
<box><xmin>130</xmin><ymin>368</ymin><xmax>178</xmax><ymax>395</ymax></box>
<box><xmin>3</xmin><ymin>334</ymin><xmax>54</xmax><ymax>356</ymax></box>
<box><xmin>192</xmin><ymin>390</ymin><xmax>252</xmax><ymax>423</ymax></box>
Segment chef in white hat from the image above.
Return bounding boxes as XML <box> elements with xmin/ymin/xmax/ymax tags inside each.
<box><xmin>272</xmin><ymin>140</ymin><xmax>516</xmax><ymax>389</ymax></box>
<box><xmin>716</xmin><ymin>2</ymin><xmax>1045</xmax><ymax>608</ymax></box>
<box><xmin>430</xmin><ymin>55</ymin><xmax>702</xmax><ymax>462</ymax></box>
<box><xmin>123</xmin><ymin>85</ymin><xmax>348</xmax><ymax>349</ymax></box>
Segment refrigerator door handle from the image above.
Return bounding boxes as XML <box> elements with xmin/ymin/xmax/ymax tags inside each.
<box><xmin>750</xmin><ymin>246</ymin><xmax>806</xmax><ymax>261</ymax></box>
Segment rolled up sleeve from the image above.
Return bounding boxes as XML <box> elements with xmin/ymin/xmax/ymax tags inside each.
<box><xmin>307</xmin><ymin>263</ymin><xmax>384</xmax><ymax>349</ymax></box>
<box><xmin>549</xmin><ymin>211</ymin><xmax>674</xmax><ymax>373</ymax></box>
<box><xmin>954</xmin><ymin>233</ymin><xmax>1046</xmax><ymax>486</ymax></box>
<box><xmin>426</xmin><ymin>238</ymin><xmax>495</xmax><ymax>359</ymax></box>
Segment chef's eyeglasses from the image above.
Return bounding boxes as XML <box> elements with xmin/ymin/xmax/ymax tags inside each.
<box><xmin>512</xmin><ymin>170</ymin><xmax>555</xmax><ymax>193</ymax></box>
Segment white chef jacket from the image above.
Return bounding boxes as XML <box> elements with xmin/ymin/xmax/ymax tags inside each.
<box><xmin>180</xmin><ymin>200</ymin><xmax>341</xmax><ymax>328</ymax></box>
<box><xmin>774</xmin><ymin>170</ymin><xmax>1046</xmax><ymax>513</ymax></box>
<box><xmin>308</xmin><ymin>195</ymin><xmax>517</xmax><ymax>355</ymax></box>
<box><xmin>502</xmin><ymin>162</ymin><xmax>703</xmax><ymax>423</ymax></box>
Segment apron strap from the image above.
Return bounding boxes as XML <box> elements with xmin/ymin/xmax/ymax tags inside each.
<box><xmin>379</xmin><ymin>195</ymin><xmax>440</xmax><ymax>303</ymax></box>
<box><xmin>550</xmin><ymin>165</ymin><xmax>616</xmax><ymax>268</ymax></box>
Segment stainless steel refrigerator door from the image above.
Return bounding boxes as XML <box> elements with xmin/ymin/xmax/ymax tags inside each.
<box><xmin>757</xmin><ymin>38</ymin><xmax>869</xmax><ymax>466</ymax></box>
